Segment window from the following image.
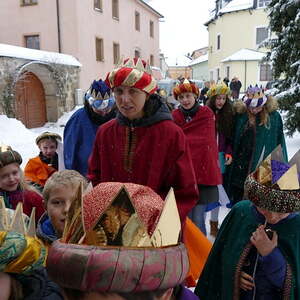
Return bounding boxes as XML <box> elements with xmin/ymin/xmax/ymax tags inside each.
<box><xmin>134</xmin><ymin>50</ymin><xmax>140</xmax><ymax>58</ymax></box>
<box><xmin>258</xmin><ymin>0</ymin><xmax>271</xmax><ymax>7</ymax></box>
<box><xmin>256</xmin><ymin>27</ymin><xmax>268</xmax><ymax>45</ymax></box>
<box><xmin>226</xmin><ymin>66</ymin><xmax>230</xmax><ymax>79</ymax></box>
<box><xmin>135</xmin><ymin>11</ymin><xmax>140</xmax><ymax>31</ymax></box>
<box><xmin>95</xmin><ymin>38</ymin><xmax>104</xmax><ymax>61</ymax></box>
<box><xmin>150</xmin><ymin>54</ymin><xmax>154</xmax><ymax>66</ymax></box>
<box><xmin>150</xmin><ymin>21</ymin><xmax>154</xmax><ymax>38</ymax></box>
<box><xmin>94</xmin><ymin>0</ymin><xmax>102</xmax><ymax>11</ymax></box>
<box><xmin>113</xmin><ymin>43</ymin><xmax>120</xmax><ymax>64</ymax></box>
<box><xmin>260</xmin><ymin>64</ymin><xmax>272</xmax><ymax>81</ymax></box>
<box><xmin>217</xmin><ymin>34</ymin><xmax>221</xmax><ymax>50</ymax></box>
<box><xmin>216</xmin><ymin>68</ymin><xmax>220</xmax><ymax>82</ymax></box>
<box><xmin>24</xmin><ymin>35</ymin><xmax>40</xmax><ymax>49</ymax></box>
<box><xmin>112</xmin><ymin>0</ymin><xmax>119</xmax><ymax>19</ymax></box>
<box><xmin>21</xmin><ymin>0</ymin><xmax>37</xmax><ymax>6</ymax></box>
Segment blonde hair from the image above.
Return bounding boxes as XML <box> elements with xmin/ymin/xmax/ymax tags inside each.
<box><xmin>247</xmin><ymin>106</ymin><xmax>269</xmax><ymax>127</ymax></box>
<box><xmin>43</xmin><ymin>170</ymin><xmax>88</xmax><ymax>203</ymax></box>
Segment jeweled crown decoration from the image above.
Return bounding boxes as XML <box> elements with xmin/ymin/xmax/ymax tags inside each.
<box><xmin>0</xmin><ymin>197</ymin><xmax>36</xmax><ymax>237</ymax></box>
<box><xmin>207</xmin><ymin>83</ymin><xmax>230</xmax><ymax>98</ymax></box>
<box><xmin>105</xmin><ymin>57</ymin><xmax>157</xmax><ymax>94</ymax></box>
<box><xmin>62</xmin><ymin>183</ymin><xmax>181</xmax><ymax>248</ymax></box>
<box><xmin>173</xmin><ymin>79</ymin><xmax>200</xmax><ymax>100</ymax></box>
<box><xmin>243</xmin><ymin>84</ymin><xmax>267</xmax><ymax>108</ymax></box>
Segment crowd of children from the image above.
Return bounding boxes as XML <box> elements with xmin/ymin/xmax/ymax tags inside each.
<box><xmin>0</xmin><ymin>56</ymin><xmax>299</xmax><ymax>300</ymax></box>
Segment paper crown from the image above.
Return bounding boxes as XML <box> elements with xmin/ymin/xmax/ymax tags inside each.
<box><xmin>173</xmin><ymin>79</ymin><xmax>200</xmax><ymax>100</ymax></box>
<box><xmin>0</xmin><ymin>144</ymin><xmax>22</xmax><ymax>168</ymax></box>
<box><xmin>243</xmin><ymin>84</ymin><xmax>267</xmax><ymax>108</ymax></box>
<box><xmin>245</xmin><ymin>146</ymin><xmax>300</xmax><ymax>212</ymax></box>
<box><xmin>47</xmin><ymin>182</ymin><xmax>189</xmax><ymax>293</ymax></box>
<box><xmin>105</xmin><ymin>57</ymin><xmax>157</xmax><ymax>94</ymax></box>
<box><xmin>35</xmin><ymin>131</ymin><xmax>62</xmax><ymax>145</ymax></box>
<box><xmin>0</xmin><ymin>198</ymin><xmax>47</xmax><ymax>274</ymax></box>
<box><xmin>207</xmin><ymin>83</ymin><xmax>230</xmax><ymax>98</ymax></box>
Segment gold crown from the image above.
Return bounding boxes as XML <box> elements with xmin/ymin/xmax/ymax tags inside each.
<box><xmin>116</xmin><ymin>57</ymin><xmax>152</xmax><ymax>75</ymax></box>
<box><xmin>0</xmin><ymin>197</ymin><xmax>36</xmax><ymax>237</ymax></box>
<box><xmin>207</xmin><ymin>83</ymin><xmax>230</xmax><ymax>98</ymax></box>
<box><xmin>62</xmin><ymin>184</ymin><xmax>181</xmax><ymax>248</ymax></box>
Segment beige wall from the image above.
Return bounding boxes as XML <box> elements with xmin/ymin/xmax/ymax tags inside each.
<box><xmin>208</xmin><ymin>7</ymin><xmax>269</xmax><ymax>91</ymax></box>
<box><xmin>0</xmin><ymin>0</ymin><xmax>161</xmax><ymax>92</ymax></box>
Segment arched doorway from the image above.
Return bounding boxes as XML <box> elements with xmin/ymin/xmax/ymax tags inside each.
<box><xmin>15</xmin><ymin>72</ymin><xmax>47</xmax><ymax>128</ymax></box>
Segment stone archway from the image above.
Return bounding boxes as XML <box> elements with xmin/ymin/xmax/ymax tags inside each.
<box><xmin>15</xmin><ymin>72</ymin><xmax>47</xmax><ymax>128</ymax></box>
<box><xmin>13</xmin><ymin>61</ymin><xmax>60</xmax><ymax>127</ymax></box>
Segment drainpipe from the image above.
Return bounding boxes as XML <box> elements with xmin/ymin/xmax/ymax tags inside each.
<box><xmin>244</xmin><ymin>60</ymin><xmax>247</xmax><ymax>92</ymax></box>
<box><xmin>56</xmin><ymin>0</ymin><xmax>62</xmax><ymax>53</ymax></box>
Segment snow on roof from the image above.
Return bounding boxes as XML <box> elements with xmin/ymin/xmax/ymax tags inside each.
<box><xmin>189</xmin><ymin>54</ymin><xmax>208</xmax><ymax>66</ymax></box>
<box><xmin>221</xmin><ymin>48</ymin><xmax>266</xmax><ymax>62</ymax></box>
<box><xmin>0</xmin><ymin>43</ymin><xmax>81</xmax><ymax>67</ymax></box>
<box><xmin>219</xmin><ymin>0</ymin><xmax>253</xmax><ymax>14</ymax></box>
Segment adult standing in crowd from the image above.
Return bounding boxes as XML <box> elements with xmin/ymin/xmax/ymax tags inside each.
<box><xmin>206</xmin><ymin>83</ymin><xmax>234</xmax><ymax>237</ymax></box>
<box><xmin>199</xmin><ymin>81</ymin><xmax>210</xmax><ymax>105</ymax></box>
<box><xmin>172</xmin><ymin>79</ymin><xmax>222</xmax><ymax>235</ymax></box>
<box><xmin>230</xmin><ymin>76</ymin><xmax>242</xmax><ymax>100</ymax></box>
<box><xmin>64</xmin><ymin>79</ymin><xmax>116</xmax><ymax>176</ymax></box>
<box><xmin>225</xmin><ymin>85</ymin><xmax>287</xmax><ymax>205</ymax></box>
<box><xmin>88</xmin><ymin>58</ymin><xmax>198</xmax><ymax>222</ymax></box>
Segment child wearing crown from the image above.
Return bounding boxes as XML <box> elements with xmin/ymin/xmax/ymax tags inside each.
<box><xmin>46</xmin><ymin>182</ymin><xmax>199</xmax><ymax>299</ymax></box>
<box><xmin>0</xmin><ymin>145</ymin><xmax>44</xmax><ymax>222</ymax></box>
<box><xmin>195</xmin><ymin>149</ymin><xmax>300</xmax><ymax>299</ymax></box>
<box><xmin>172</xmin><ymin>79</ymin><xmax>222</xmax><ymax>236</ymax></box>
<box><xmin>225</xmin><ymin>85</ymin><xmax>287</xmax><ymax>204</ymax></box>
<box><xmin>25</xmin><ymin>131</ymin><xmax>63</xmax><ymax>190</ymax></box>
<box><xmin>88</xmin><ymin>58</ymin><xmax>198</xmax><ymax>222</ymax></box>
<box><xmin>206</xmin><ymin>83</ymin><xmax>234</xmax><ymax>237</ymax></box>
<box><xmin>64</xmin><ymin>79</ymin><xmax>116</xmax><ymax>176</ymax></box>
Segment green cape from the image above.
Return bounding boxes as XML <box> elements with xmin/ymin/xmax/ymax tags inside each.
<box><xmin>225</xmin><ymin>111</ymin><xmax>287</xmax><ymax>199</ymax></box>
<box><xmin>195</xmin><ymin>201</ymin><xmax>300</xmax><ymax>299</ymax></box>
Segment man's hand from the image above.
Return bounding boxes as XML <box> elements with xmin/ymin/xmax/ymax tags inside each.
<box><xmin>240</xmin><ymin>271</ymin><xmax>255</xmax><ymax>291</ymax></box>
<box><xmin>250</xmin><ymin>225</ymin><xmax>278</xmax><ymax>256</ymax></box>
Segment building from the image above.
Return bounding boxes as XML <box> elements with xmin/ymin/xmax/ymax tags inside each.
<box><xmin>206</xmin><ymin>0</ymin><xmax>272</xmax><ymax>91</ymax></box>
<box><xmin>0</xmin><ymin>0</ymin><xmax>162</xmax><ymax>91</ymax></box>
<box><xmin>0</xmin><ymin>43</ymin><xmax>81</xmax><ymax>128</ymax></box>
<box><xmin>189</xmin><ymin>54</ymin><xmax>209</xmax><ymax>81</ymax></box>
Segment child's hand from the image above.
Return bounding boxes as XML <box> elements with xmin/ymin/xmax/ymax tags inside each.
<box><xmin>225</xmin><ymin>154</ymin><xmax>232</xmax><ymax>165</ymax></box>
<box><xmin>250</xmin><ymin>225</ymin><xmax>278</xmax><ymax>256</ymax></box>
<box><xmin>240</xmin><ymin>271</ymin><xmax>254</xmax><ymax>291</ymax></box>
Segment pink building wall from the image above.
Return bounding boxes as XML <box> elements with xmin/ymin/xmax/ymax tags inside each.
<box><xmin>0</xmin><ymin>0</ymin><xmax>161</xmax><ymax>90</ymax></box>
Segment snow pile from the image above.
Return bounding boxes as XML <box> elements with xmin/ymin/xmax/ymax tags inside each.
<box><xmin>0</xmin><ymin>106</ymin><xmax>81</xmax><ymax>168</ymax></box>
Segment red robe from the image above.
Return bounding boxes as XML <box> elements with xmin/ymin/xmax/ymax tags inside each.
<box><xmin>88</xmin><ymin>119</ymin><xmax>198</xmax><ymax>221</ymax></box>
<box><xmin>172</xmin><ymin>106</ymin><xmax>222</xmax><ymax>186</ymax></box>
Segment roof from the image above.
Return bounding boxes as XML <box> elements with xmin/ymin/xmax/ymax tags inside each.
<box><xmin>219</xmin><ymin>0</ymin><xmax>253</xmax><ymax>14</ymax></box>
<box><xmin>221</xmin><ymin>48</ymin><xmax>266</xmax><ymax>62</ymax></box>
<box><xmin>0</xmin><ymin>43</ymin><xmax>81</xmax><ymax>67</ymax></box>
<box><xmin>205</xmin><ymin>0</ymin><xmax>254</xmax><ymax>26</ymax></box>
<box><xmin>189</xmin><ymin>54</ymin><xmax>208</xmax><ymax>66</ymax></box>
<box><xmin>151</xmin><ymin>66</ymin><xmax>163</xmax><ymax>80</ymax></box>
<box><xmin>137</xmin><ymin>0</ymin><xmax>164</xmax><ymax>18</ymax></box>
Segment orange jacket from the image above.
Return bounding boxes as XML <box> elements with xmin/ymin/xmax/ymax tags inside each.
<box><xmin>24</xmin><ymin>156</ymin><xmax>56</xmax><ymax>187</ymax></box>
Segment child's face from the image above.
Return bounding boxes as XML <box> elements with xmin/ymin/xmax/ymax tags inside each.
<box><xmin>46</xmin><ymin>184</ymin><xmax>76</xmax><ymax>237</ymax></box>
<box><xmin>38</xmin><ymin>139</ymin><xmax>57</xmax><ymax>159</ymax></box>
<box><xmin>178</xmin><ymin>92</ymin><xmax>196</xmax><ymax>110</ymax></box>
<box><xmin>0</xmin><ymin>163</ymin><xmax>20</xmax><ymax>192</ymax></box>
<box><xmin>215</xmin><ymin>94</ymin><xmax>226</xmax><ymax>109</ymax></box>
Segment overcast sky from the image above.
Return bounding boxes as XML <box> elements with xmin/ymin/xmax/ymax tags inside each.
<box><xmin>148</xmin><ymin>0</ymin><xmax>214</xmax><ymax>66</ymax></box>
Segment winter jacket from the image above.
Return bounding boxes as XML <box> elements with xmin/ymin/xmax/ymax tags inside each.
<box><xmin>0</xmin><ymin>188</ymin><xmax>44</xmax><ymax>222</ymax></box>
<box><xmin>24</xmin><ymin>155</ymin><xmax>57</xmax><ymax>187</ymax></box>
<box><xmin>36</xmin><ymin>213</ymin><xmax>58</xmax><ymax>245</ymax></box>
<box><xmin>172</xmin><ymin>105</ymin><xmax>222</xmax><ymax>186</ymax></box>
<box><xmin>88</xmin><ymin>95</ymin><xmax>198</xmax><ymax>222</ymax></box>
<box><xmin>64</xmin><ymin>103</ymin><xmax>116</xmax><ymax>176</ymax></box>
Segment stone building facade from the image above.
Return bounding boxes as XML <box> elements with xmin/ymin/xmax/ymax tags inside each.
<box><xmin>0</xmin><ymin>44</ymin><xmax>80</xmax><ymax>128</ymax></box>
